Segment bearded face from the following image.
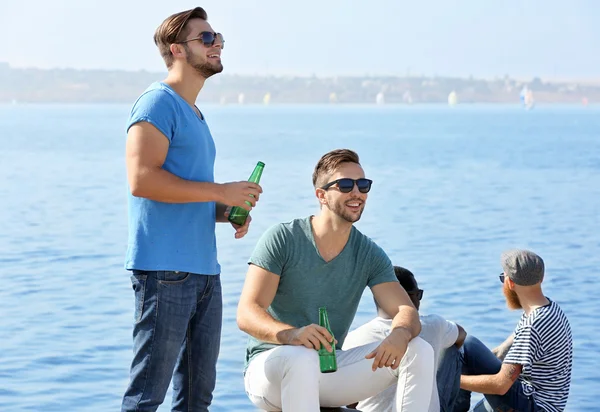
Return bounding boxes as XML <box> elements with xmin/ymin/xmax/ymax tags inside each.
<box><xmin>503</xmin><ymin>279</ymin><xmax>522</xmax><ymax>310</ymax></box>
<box><xmin>184</xmin><ymin>43</ymin><xmax>223</xmax><ymax>78</ymax></box>
<box><xmin>324</xmin><ymin>191</ymin><xmax>365</xmax><ymax>223</ymax></box>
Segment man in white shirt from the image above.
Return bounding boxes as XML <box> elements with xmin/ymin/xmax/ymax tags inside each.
<box><xmin>343</xmin><ymin>266</ymin><xmax>467</xmax><ymax>412</ymax></box>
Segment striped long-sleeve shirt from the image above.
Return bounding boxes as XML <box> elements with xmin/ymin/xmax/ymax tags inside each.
<box><xmin>504</xmin><ymin>299</ymin><xmax>572</xmax><ymax>412</ymax></box>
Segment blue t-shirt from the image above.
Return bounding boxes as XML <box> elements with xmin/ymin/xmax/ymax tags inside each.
<box><xmin>125</xmin><ymin>82</ymin><xmax>220</xmax><ymax>275</ymax></box>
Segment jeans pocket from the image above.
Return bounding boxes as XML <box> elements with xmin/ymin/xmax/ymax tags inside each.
<box><xmin>130</xmin><ymin>273</ymin><xmax>147</xmax><ymax>323</ymax></box>
<box><xmin>158</xmin><ymin>271</ymin><xmax>191</xmax><ymax>285</ymax></box>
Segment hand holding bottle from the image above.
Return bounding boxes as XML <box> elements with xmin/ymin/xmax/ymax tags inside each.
<box><xmin>227</xmin><ymin>161</ymin><xmax>265</xmax><ymax>226</ymax></box>
<box><xmin>284</xmin><ymin>324</ymin><xmax>335</xmax><ymax>351</ymax></box>
<box><xmin>219</xmin><ymin>181</ymin><xmax>262</xmax><ymax>211</ymax></box>
<box><xmin>224</xmin><ymin>208</ymin><xmax>252</xmax><ymax>239</ymax></box>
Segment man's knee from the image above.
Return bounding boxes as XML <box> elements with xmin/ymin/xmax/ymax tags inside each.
<box><xmin>407</xmin><ymin>336</ymin><xmax>434</xmax><ymax>360</ymax></box>
<box><xmin>397</xmin><ymin>336</ymin><xmax>434</xmax><ymax>376</ymax></box>
<box><xmin>267</xmin><ymin>346</ymin><xmax>320</xmax><ymax>378</ymax></box>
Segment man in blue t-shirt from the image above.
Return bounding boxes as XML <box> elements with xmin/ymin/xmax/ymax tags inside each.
<box><xmin>121</xmin><ymin>8</ymin><xmax>262</xmax><ymax>412</ymax></box>
<box><xmin>455</xmin><ymin>250</ymin><xmax>573</xmax><ymax>412</ymax></box>
<box><xmin>237</xmin><ymin>149</ymin><xmax>434</xmax><ymax>411</ymax></box>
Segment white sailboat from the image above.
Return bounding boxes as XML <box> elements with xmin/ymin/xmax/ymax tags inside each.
<box><xmin>520</xmin><ymin>86</ymin><xmax>534</xmax><ymax>110</ymax></box>
<box><xmin>448</xmin><ymin>91</ymin><xmax>458</xmax><ymax>107</ymax></box>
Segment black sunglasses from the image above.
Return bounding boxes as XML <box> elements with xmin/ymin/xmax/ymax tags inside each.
<box><xmin>321</xmin><ymin>178</ymin><xmax>373</xmax><ymax>194</ymax></box>
<box><xmin>408</xmin><ymin>289</ymin><xmax>424</xmax><ymax>301</ymax></box>
<box><xmin>178</xmin><ymin>31</ymin><xmax>224</xmax><ymax>49</ymax></box>
<box><xmin>499</xmin><ymin>273</ymin><xmax>505</xmax><ymax>283</ymax></box>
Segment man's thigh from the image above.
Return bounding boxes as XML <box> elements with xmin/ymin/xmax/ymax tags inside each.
<box><xmin>320</xmin><ymin>342</ymin><xmax>398</xmax><ymax>407</ymax></box>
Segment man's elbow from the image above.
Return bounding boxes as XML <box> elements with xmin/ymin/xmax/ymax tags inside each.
<box><xmin>128</xmin><ymin>171</ymin><xmax>147</xmax><ymax>197</ymax></box>
<box><xmin>236</xmin><ymin>304</ymin><xmax>252</xmax><ymax>333</ymax></box>
<box><xmin>455</xmin><ymin>325</ymin><xmax>467</xmax><ymax>348</ymax></box>
<box><xmin>496</xmin><ymin>379</ymin><xmax>515</xmax><ymax>396</ymax></box>
<box><xmin>130</xmin><ymin>181</ymin><xmax>146</xmax><ymax>198</ymax></box>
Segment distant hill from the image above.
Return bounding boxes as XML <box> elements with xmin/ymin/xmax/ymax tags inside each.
<box><xmin>1</xmin><ymin>63</ymin><xmax>598</xmax><ymax>104</ymax></box>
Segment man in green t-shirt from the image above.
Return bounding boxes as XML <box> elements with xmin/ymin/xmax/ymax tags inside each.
<box><xmin>237</xmin><ymin>149</ymin><xmax>435</xmax><ymax>411</ymax></box>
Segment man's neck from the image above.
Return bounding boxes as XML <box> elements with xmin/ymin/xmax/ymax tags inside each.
<box><xmin>519</xmin><ymin>289</ymin><xmax>550</xmax><ymax>316</ymax></box>
<box><xmin>310</xmin><ymin>213</ymin><xmax>353</xmax><ymax>262</ymax></box>
<box><xmin>163</xmin><ymin>67</ymin><xmax>206</xmax><ymax>108</ymax></box>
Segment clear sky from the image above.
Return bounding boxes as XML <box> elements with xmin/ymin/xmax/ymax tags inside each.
<box><xmin>1</xmin><ymin>0</ymin><xmax>598</xmax><ymax>79</ymax></box>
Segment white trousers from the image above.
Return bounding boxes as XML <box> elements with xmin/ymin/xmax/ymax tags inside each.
<box><xmin>244</xmin><ymin>337</ymin><xmax>434</xmax><ymax>412</ymax></box>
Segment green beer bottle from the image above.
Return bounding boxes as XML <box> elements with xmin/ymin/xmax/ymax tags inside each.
<box><xmin>227</xmin><ymin>161</ymin><xmax>265</xmax><ymax>226</ymax></box>
<box><xmin>318</xmin><ymin>306</ymin><xmax>337</xmax><ymax>373</ymax></box>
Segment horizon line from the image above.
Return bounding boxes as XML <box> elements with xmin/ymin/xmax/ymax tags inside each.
<box><xmin>3</xmin><ymin>62</ymin><xmax>600</xmax><ymax>84</ymax></box>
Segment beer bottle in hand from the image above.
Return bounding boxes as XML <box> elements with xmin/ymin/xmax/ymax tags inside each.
<box><xmin>227</xmin><ymin>161</ymin><xmax>265</xmax><ymax>226</ymax></box>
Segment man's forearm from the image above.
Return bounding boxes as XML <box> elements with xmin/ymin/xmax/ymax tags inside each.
<box><xmin>460</xmin><ymin>374</ymin><xmax>505</xmax><ymax>395</ymax></box>
<box><xmin>130</xmin><ymin>166</ymin><xmax>224</xmax><ymax>204</ymax></box>
<box><xmin>238</xmin><ymin>303</ymin><xmax>296</xmax><ymax>345</ymax></box>
<box><xmin>493</xmin><ymin>333</ymin><xmax>514</xmax><ymax>360</ymax></box>
<box><xmin>390</xmin><ymin>305</ymin><xmax>421</xmax><ymax>338</ymax></box>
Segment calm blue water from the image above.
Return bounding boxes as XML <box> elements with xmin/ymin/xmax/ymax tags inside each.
<box><xmin>1</xmin><ymin>103</ymin><xmax>599</xmax><ymax>411</ymax></box>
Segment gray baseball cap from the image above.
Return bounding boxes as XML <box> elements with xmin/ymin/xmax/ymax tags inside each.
<box><xmin>500</xmin><ymin>249</ymin><xmax>545</xmax><ymax>286</ymax></box>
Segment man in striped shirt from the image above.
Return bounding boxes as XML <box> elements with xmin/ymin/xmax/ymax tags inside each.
<box><xmin>455</xmin><ymin>249</ymin><xmax>572</xmax><ymax>412</ymax></box>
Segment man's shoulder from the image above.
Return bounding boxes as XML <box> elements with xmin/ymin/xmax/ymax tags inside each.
<box><xmin>265</xmin><ymin>217</ymin><xmax>309</xmax><ymax>235</ymax></box>
<box><xmin>254</xmin><ymin>217</ymin><xmax>310</xmax><ymax>248</ymax></box>
<box><xmin>529</xmin><ymin>299</ymin><xmax>571</xmax><ymax>336</ymax></box>
<box><xmin>352</xmin><ymin>227</ymin><xmax>389</xmax><ymax>256</ymax></box>
<box><xmin>134</xmin><ymin>82</ymin><xmax>178</xmax><ymax>105</ymax></box>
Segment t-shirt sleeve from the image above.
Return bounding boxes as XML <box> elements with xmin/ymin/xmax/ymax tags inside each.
<box><xmin>126</xmin><ymin>89</ymin><xmax>179</xmax><ymax>142</ymax></box>
<box><xmin>248</xmin><ymin>224</ymin><xmax>289</xmax><ymax>276</ymax></box>
<box><xmin>439</xmin><ymin>317</ymin><xmax>459</xmax><ymax>349</ymax></box>
<box><xmin>504</xmin><ymin>325</ymin><xmax>543</xmax><ymax>371</ymax></box>
<box><xmin>366</xmin><ymin>243</ymin><xmax>397</xmax><ymax>288</ymax></box>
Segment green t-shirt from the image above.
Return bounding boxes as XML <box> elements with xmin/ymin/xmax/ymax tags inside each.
<box><xmin>245</xmin><ymin>216</ymin><xmax>397</xmax><ymax>370</ymax></box>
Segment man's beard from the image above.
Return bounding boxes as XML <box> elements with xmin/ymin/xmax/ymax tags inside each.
<box><xmin>503</xmin><ymin>280</ymin><xmax>522</xmax><ymax>310</ymax></box>
<box><xmin>327</xmin><ymin>197</ymin><xmax>364</xmax><ymax>223</ymax></box>
<box><xmin>185</xmin><ymin>48</ymin><xmax>223</xmax><ymax>78</ymax></box>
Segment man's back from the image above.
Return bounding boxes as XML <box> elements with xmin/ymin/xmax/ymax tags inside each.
<box><xmin>504</xmin><ymin>299</ymin><xmax>572</xmax><ymax>412</ymax></box>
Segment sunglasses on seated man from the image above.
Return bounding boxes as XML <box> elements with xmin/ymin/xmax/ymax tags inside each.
<box><xmin>407</xmin><ymin>289</ymin><xmax>424</xmax><ymax>301</ymax></box>
<box><xmin>321</xmin><ymin>178</ymin><xmax>373</xmax><ymax>193</ymax></box>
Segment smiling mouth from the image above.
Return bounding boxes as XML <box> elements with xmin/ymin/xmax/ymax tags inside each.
<box><xmin>208</xmin><ymin>54</ymin><xmax>220</xmax><ymax>59</ymax></box>
<box><xmin>346</xmin><ymin>202</ymin><xmax>362</xmax><ymax>208</ymax></box>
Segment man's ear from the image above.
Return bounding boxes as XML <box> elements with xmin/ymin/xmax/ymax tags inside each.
<box><xmin>169</xmin><ymin>43</ymin><xmax>185</xmax><ymax>59</ymax></box>
<box><xmin>315</xmin><ymin>188</ymin><xmax>327</xmax><ymax>206</ymax></box>
<box><xmin>507</xmin><ymin>278</ymin><xmax>516</xmax><ymax>290</ymax></box>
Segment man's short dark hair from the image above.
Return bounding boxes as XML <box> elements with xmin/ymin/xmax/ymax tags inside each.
<box><xmin>394</xmin><ymin>266</ymin><xmax>418</xmax><ymax>292</ymax></box>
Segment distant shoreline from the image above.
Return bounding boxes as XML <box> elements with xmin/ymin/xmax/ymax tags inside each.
<box><xmin>1</xmin><ymin>63</ymin><xmax>598</xmax><ymax>105</ymax></box>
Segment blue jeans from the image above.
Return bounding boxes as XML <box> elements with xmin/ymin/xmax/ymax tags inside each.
<box><xmin>437</xmin><ymin>345</ymin><xmax>462</xmax><ymax>412</ymax></box>
<box><xmin>454</xmin><ymin>335</ymin><xmax>539</xmax><ymax>412</ymax></box>
<box><xmin>121</xmin><ymin>270</ymin><xmax>223</xmax><ymax>412</ymax></box>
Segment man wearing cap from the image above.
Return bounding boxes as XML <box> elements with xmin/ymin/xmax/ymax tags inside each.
<box><xmin>455</xmin><ymin>249</ymin><xmax>573</xmax><ymax>412</ymax></box>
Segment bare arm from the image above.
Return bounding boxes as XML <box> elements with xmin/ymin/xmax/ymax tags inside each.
<box><xmin>126</xmin><ymin>122</ymin><xmax>261</xmax><ymax>206</ymax></box>
<box><xmin>365</xmin><ymin>282</ymin><xmax>421</xmax><ymax>371</ymax></box>
<box><xmin>492</xmin><ymin>333</ymin><xmax>515</xmax><ymax>361</ymax></box>
<box><xmin>372</xmin><ymin>281</ymin><xmax>421</xmax><ymax>338</ymax></box>
<box><xmin>455</xmin><ymin>324</ymin><xmax>467</xmax><ymax>348</ymax></box>
<box><xmin>236</xmin><ymin>264</ymin><xmax>334</xmax><ymax>350</ymax></box>
<box><xmin>460</xmin><ymin>362</ymin><xmax>522</xmax><ymax>395</ymax></box>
